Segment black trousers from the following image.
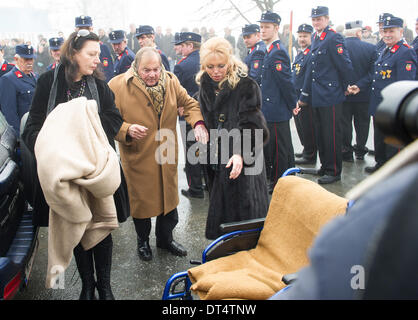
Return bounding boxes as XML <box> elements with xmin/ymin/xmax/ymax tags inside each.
<box><xmin>133</xmin><ymin>208</ymin><xmax>179</xmax><ymax>244</ymax></box>
<box><xmin>341</xmin><ymin>101</ymin><xmax>370</xmax><ymax>155</ymax></box>
<box><xmin>313</xmin><ymin>104</ymin><xmax>342</xmax><ymax>176</ymax></box>
<box><xmin>294</xmin><ymin>103</ymin><xmax>317</xmax><ymax>159</ymax></box>
<box><xmin>373</xmin><ymin>117</ymin><xmax>399</xmax><ymax>167</ymax></box>
<box><xmin>184</xmin><ymin>122</ymin><xmax>205</xmax><ymax>193</ymax></box>
<box><xmin>264</xmin><ymin>121</ymin><xmax>295</xmax><ymax>185</ymax></box>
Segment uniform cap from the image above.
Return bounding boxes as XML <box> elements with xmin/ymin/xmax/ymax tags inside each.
<box><xmin>311</xmin><ymin>6</ymin><xmax>329</xmax><ymax>18</ymax></box>
<box><xmin>75</xmin><ymin>15</ymin><xmax>93</xmax><ymax>28</ymax></box>
<box><xmin>297</xmin><ymin>24</ymin><xmax>314</xmax><ymax>33</ymax></box>
<box><xmin>377</xmin><ymin>13</ymin><xmax>394</xmax><ymax>24</ymax></box>
<box><xmin>177</xmin><ymin>32</ymin><xmax>202</xmax><ymax>44</ymax></box>
<box><xmin>16</xmin><ymin>44</ymin><xmax>36</xmax><ymax>59</ymax></box>
<box><xmin>258</xmin><ymin>11</ymin><xmax>281</xmax><ymax>25</ymax></box>
<box><xmin>109</xmin><ymin>30</ymin><xmax>126</xmax><ymax>44</ymax></box>
<box><xmin>242</xmin><ymin>24</ymin><xmax>260</xmax><ymax>36</ymax></box>
<box><xmin>135</xmin><ymin>25</ymin><xmax>155</xmax><ymax>38</ymax></box>
<box><xmin>345</xmin><ymin>20</ymin><xmax>363</xmax><ymax>30</ymax></box>
<box><xmin>382</xmin><ymin>16</ymin><xmax>403</xmax><ymax>29</ymax></box>
<box><xmin>49</xmin><ymin>37</ymin><xmax>64</xmax><ymax>50</ymax></box>
<box><xmin>173</xmin><ymin>32</ymin><xmax>182</xmax><ymax>45</ymax></box>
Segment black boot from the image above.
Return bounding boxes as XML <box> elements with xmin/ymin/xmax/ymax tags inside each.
<box><xmin>93</xmin><ymin>235</ymin><xmax>115</xmax><ymax>300</ymax></box>
<box><xmin>73</xmin><ymin>244</ymin><xmax>97</xmax><ymax>300</ymax></box>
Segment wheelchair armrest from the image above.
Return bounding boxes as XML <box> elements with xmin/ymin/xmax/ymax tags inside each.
<box><xmin>282</xmin><ymin>273</ymin><xmax>298</xmax><ymax>285</ymax></box>
<box><xmin>220</xmin><ymin>218</ymin><xmax>265</xmax><ymax>234</ymax></box>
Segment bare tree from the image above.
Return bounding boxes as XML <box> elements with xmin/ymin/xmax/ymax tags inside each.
<box><xmin>196</xmin><ymin>0</ymin><xmax>281</xmax><ymax>25</ymax></box>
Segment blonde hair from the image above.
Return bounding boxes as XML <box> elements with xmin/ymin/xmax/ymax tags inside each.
<box><xmin>196</xmin><ymin>37</ymin><xmax>248</xmax><ymax>89</ymax></box>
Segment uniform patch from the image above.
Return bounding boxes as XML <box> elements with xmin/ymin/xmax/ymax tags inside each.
<box><xmin>406</xmin><ymin>64</ymin><xmax>412</xmax><ymax>71</ymax></box>
<box><xmin>391</xmin><ymin>45</ymin><xmax>400</xmax><ymax>53</ymax></box>
<box><xmin>380</xmin><ymin>70</ymin><xmax>392</xmax><ymax>79</ymax></box>
<box><xmin>254</xmin><ymin>61</ymin><xmax>259</xmax><ymax>69</ymax></box>
<box><xmin>15</xmin><ymin>71</ymin><xmax>23</xmax><ymax>78</ymax></box>
<box><xmin>337</xmin><ymin>47</ymin><xmax>343</xmax><ymax>54</ymax></box>
<box><xmin>276</xmin><ymin>63</ymin><xmax>282</xmax><ymax>71</ymax></box>
<box><xmin>103</xmin><ymin>59</ymin><xmax>109</xmax><ymax>67</ymax></box>
<box><xmin>1</xmin><ymin>64</ymin><xmax>7</xmax><ymax>71</ymax></box>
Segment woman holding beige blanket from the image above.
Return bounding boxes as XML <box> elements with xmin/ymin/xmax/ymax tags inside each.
<box><xmin>22</xmin><ymin>31</ymin><xmax>125</xmax><ymax>300</ymax></box>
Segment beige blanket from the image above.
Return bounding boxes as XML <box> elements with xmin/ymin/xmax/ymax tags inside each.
<box><xmin>35</xmin><ymin>97</ymin><xmax>120</xmax><ymax>289</ymax></box>
<box><xmin>188</xmin><ymin>176</ymin><xmax>348</xmax><ymax>300</ymax></box>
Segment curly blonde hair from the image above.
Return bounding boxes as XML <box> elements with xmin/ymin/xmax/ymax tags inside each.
<box><xmin>196</xmin><ymin>37</ymin><xmax>248</xmax><ymax>89</ymax></box>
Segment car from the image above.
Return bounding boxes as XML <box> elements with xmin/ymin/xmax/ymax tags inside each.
<box><xmin>0</xmin><ymin>111</ymin><xmax>38</xmax><ymax>300</ymax></box>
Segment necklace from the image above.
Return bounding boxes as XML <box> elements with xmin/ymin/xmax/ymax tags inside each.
<box><xmin>66</xmin><ymin>79</ymin><xmax>86</xmax><ymax>101</ymax></box>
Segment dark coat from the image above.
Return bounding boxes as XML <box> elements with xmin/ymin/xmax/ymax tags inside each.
<box><xmin>369</xmin><ymin>40</ymin><xmax>417</xmax><ymax>116</ymax></box>
<box><xmin>174</xmin><ymin>50</ymin><xmax>200</xmax><ymax>97</ymax></box>
<box><xmin>244</xmin><ymin>40</ymin><xmax>266</xmax><ymax>86</ymax></box>
<box><xmin>260</xmin><ymin>40</ymin><xmax>296</xmax><ymax>122</ymax></box>
<box><xmin>0</xmin><ymin>66</ymin><xmax>37</xmax><ymax>135</ymax></box>
<box><xmin>300</xmin><ymin>26</ymin><xmax>354</xmax><ymax>108</ymax></box>
<box><xmin>198</xmin><ymin>73</ymin><xmax>270</xmax><ymax>240</ymax></box>
<box><xmin>344</xmin><ymin>37</ymin><xmax>377</xmax><ymax>103</ymax></box>
<box><xmin>22</xmin><ymin>65</ymin><xmax>130</xmax><ymax>227</ymax></box>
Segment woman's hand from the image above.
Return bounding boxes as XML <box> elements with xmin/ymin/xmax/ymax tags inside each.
<box><xmin>194</xmin><ymin>124</ymin><xmax>209</xmax><ymax>145</ymax></box>
<box><xmin>226</xmin><ymin>154</ymin><xmax>243</xmax><ymax>180</ymax></box>
<box><xmin>128</xmin><ymin>124</ymin><xmax>148</xmax><ymax>140</ymax></box>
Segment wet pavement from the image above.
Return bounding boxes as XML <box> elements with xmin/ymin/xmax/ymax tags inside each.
<box><xmin>15</xmin><ymin>120</ymin><xmax>376</xmax><ymax>300</ymax></box>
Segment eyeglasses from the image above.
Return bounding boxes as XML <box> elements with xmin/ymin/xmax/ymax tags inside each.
<box><xmin>74</xmin><ymin>29</ymin><xmax>90</xmax><ymax>43</ymax></box>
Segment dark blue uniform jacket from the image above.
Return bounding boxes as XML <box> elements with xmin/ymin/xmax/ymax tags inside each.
<box><xmin>114</xmin><ymin>47</ymin><xmax>135</xmax><ymax>76</ymax></box>
<box><xmin>173</xmin><ymin>50</ymin><xmax>200</xmax><ymax>97</ymax></box>
<box><xmin>0</xmin><ymin>66</ymin><xmax>37</xmax><ymax>135</ymax></box>
<box><xmin>369</xmin><ymin>40</ymin><xmax>417</xmax><ymax>116</ymax></box>
<box><xmin>344</xmin><ymin>37</ymin><xmax>377</xmax><ymax>103</ymax></box>
<box><xmin>244</xmin><ymin>41</ymin><xmax>266</xmax><ymax>86</ymax></box>
<box><xmin>260</xmin><ymin>40</ymin><xmax>296</xmax><ymax>122</ymax></box>
<box><xmin>300</xmin><ymin>26</ymin><xmax>354</xmax><ymax>107</ymax></box>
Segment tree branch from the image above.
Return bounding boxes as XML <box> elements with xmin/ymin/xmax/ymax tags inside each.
<box><xmin>228</xmin><ymin>0</ymin><xmax>252</xmax><ymax>24</ymax></box>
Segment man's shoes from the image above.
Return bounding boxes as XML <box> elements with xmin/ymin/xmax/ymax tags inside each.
<box><xmin>318</xmin><ymin>175</ymin><xmax>341</xmax><ymax>185</ymax></box>
<box><xmin>137</xmin><ymin>238</ymin><xmax>152</xmax><ymax>261</ymax></box>
<box><xmin>295</xmin><ymin>157</ymin><xmax>316</xmax><ymax>165</ymax></box>
<box><xmin>157</xmin><ymin>240</ymin><xmax>188</xmax><ymax>257</ymax></box>
<box><xmin>181</xmin><ymin>189</ymin><xmax>204</xmax><ymax>199</ymax></box>
<box><xmin>299</xmin><ymin>168</ymin><xmax>324</xmax><ymax>176</ymax></box>
<box><xmin>355</xmin><ymin>154</ymin><xmax>365</xmax><ymax>160</ymax></box>
<box><xmin>365</xmin><ymin>165</ymin><xmax>380</xmax><ymax>174</ymax></box>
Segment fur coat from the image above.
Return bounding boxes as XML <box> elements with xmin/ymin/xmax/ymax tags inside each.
<box><xmin>198</xmin><ymin>73</ymin><xmax>270</xmax><ymax>239</ymax></box>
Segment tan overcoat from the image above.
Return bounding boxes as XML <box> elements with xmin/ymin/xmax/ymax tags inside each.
<box><xmin>109</xmin><ymin>69</ymin><xmax>204</xmax><ymax>219</ymax></box>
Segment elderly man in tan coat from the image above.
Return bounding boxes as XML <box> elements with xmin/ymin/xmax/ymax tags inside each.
<box><xmin>109</xmin><ymin>47</ymin><xmax>208</xmax><ymax>261</ymax></box>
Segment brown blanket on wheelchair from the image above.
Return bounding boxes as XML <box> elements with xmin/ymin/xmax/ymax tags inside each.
<box><xmin>188</xmin><ymin>176</ymin><xmax>348</xmax><ymax>300</ymax></box>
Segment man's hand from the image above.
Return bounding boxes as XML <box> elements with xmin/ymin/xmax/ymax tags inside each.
<box><xmin>178</xmin><ymin>107</ymin><xmax>184</xmax><ymax>117</ymax></box>
<box><xmin>128</xmin><ymin>124</ymin><xmax>149</xmax><ymax>140</ymax></box>
<box><xmin>226</xmin><ymin>154</ymin><xmax>243</xmax><ymax>180</ymax></box>
<box><xmin>194</xmin><ymin>124</ymin><xmax>209</xmax><ymax>145</ymax></box>
<box><xmin>293</xmin><ymin>104</ymin><xmax>301</xmax><ymax>116</ymax></box>
<box><xmin>347</xmin><ymin>85</ymin><xmax>360</xmax><ymax>95</ymax></box>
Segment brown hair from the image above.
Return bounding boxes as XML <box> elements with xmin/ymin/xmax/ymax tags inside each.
<box><xmin>60</xmin><ymin>31</ymin><xmax>104</xmax><ymax>87</ymax></box>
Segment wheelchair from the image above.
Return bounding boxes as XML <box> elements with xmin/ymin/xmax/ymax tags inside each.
<box><xmin>163</xmin><ymin>168</ymin><xmax>350</xmax><ymax>300</ymax></box>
